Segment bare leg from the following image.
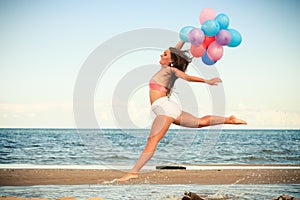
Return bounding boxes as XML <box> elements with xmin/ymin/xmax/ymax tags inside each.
<box><xmin>118</xmin><ymin>115</ymin><xmax>174</xmax><ymax>182</ymax></box>
<box><xmin>174</xmin><ymin>111</ymin><xmax>247</xmax><ymax>128</ymax></box>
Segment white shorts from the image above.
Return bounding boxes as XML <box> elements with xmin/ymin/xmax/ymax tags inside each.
<box><xmin>151</xmin><ymin>97</ymin><xmax>182</xmax><ymax>119</ymax></box>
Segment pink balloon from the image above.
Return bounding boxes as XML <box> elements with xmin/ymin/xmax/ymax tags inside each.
<box><xmin>216</xmin><ymin>29</ymin><xmax>232</xmax><ymax>45</ymax></box>
<box><xmin>199</xmin><ymin>8</ymin><xmax>217</xmax><ymax>25</ymax></box>
<box><xmin>207</xmin><ymin>41</ymin><xmax>224</xmax><ymax>61</ymax></box>
<box><xmin>190</xmin><ymin>44</ymin><xmax>206</xmax><ymax>58</ymax></box>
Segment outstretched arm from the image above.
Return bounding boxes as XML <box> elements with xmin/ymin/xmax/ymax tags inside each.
<box><xmin>204</xmin><ymin>77</ymin><xmax>223</xmax><ymax>85</ymax></box>
<box><xmin>173</xmin><ymin>68</ymin><xmax>222</xmax><ymax>85</ymax></box>
<box><xmin>175</xmin><ymin>40</ymin><xmax>185</xmax><ymax>49</ymax></box>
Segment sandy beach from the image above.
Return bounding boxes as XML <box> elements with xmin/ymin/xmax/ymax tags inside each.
<box><xmin>1</xmin><ymin>165</ymin><xmax>299</xmax><ymax>200</ymax></box>
<box><xmin>1</xmin><ymin>165</ymin><xmax>299</xmax><ymax>186</ymax></box>
<box><xmin>0</xmin><ymin>197</ymin><xmax>104</xmax><ymax>200</ymax></box>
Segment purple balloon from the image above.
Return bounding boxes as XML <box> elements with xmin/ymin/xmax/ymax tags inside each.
<box><xmin>216</xmin><ymin>29</ymin><xmax>232</xmax><ymax>46</ymax></box>
<box><xmin>188</xmin><ymin>28</ymin><xmax>205</xmax><ymax>46</ymax></box>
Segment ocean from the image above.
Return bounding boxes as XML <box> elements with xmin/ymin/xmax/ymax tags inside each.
<box><xmin>0</xmin><ymin>129</ymin><xmax>299</xmax><ymax>165</ymax></box>
<box><xmin>0</xmin><ymin>128</ymin><xmax>299</xmax><ymax>199</ymax></box>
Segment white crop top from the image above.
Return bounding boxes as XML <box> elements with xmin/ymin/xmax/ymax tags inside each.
<box><xmin>150</xmin><ymin>66</ymin><xmax>178</xmax><ymax>90</ymax></box>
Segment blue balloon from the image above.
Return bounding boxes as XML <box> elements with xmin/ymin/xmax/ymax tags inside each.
<box><xmin>215</xmin><ymin>13</ymin><xmax>230</xmax><ymax>29</ymax></box>
<box><xmin>179</xmin><ymin>26</ymin><xmax>195</xmax><ymax>42</ymax></box>
<box><xmin>201</xmin><ymin>20</ymin><xmax>220</xmax><ymax>37</ymax></box>
<box><xmin>227</xmin><ymin>29</ymin><xmax>242</xmax><ymax>47</ymax></box>
<box><xmin>202</xmin><ymin>51</ymin><xmax>216</xmax><ymax>65</ymax></box>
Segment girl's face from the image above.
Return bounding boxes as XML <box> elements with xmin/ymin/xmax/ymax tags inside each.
<box><xmin>159</xmin><ymin>49</ymin><xmax>172</xmax><ymax>66</ymax></box>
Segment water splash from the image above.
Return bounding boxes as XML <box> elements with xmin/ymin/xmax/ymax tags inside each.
<box><xmin>99</xmin><ymin>178</ymin><xmax>118</xmax><ymax>185</ymax></box>
<box><xmin>206</xmin><ymin>192</ymin><xmax>226</xmax><ymax>199</ymax></box>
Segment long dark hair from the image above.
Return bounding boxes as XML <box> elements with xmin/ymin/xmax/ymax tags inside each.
<box><xmin>170</xmin><ymin>52</ymin><xmax>189</xmax><ymax>72</ymax></box>
<box><xmin>167</xmin><ymin>47</ymin><xmax>192</xmax><ymax>96</ymax></box>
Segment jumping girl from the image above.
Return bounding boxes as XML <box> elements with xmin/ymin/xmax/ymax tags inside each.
<box><xmin>118</xmin><ymin>41</ymin><xmax>247</xmax><ymax>182</ymax></box>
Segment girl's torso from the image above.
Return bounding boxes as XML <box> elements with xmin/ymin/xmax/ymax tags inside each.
<box><xmin>149</xmin><ymin>66</ymin><xmax>177</xmax><ymax>104</ymax></box>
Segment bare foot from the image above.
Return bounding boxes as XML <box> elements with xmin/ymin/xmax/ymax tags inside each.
<box><xmin>229</xmin><ymin>115</ymin><xmax>247</xmax><ymax>125</ymax></box>
<box><xmin>118</xmin><ymin>173</ymin><xmax>139</xmax><ymax>182</ymax></box>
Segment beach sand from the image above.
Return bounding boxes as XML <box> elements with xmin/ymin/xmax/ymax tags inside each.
<box><xmin>0</xmin><ymin>197</ymin><xmax>104</xmax><ymax>200</ymax></box>
<box><xmin>1</xmin><ymin>166</ymin><xmax>299</xmax><ymax>200</ymax></box>
<box><xmin>1</xmin><ymin>165</ymin><xmax>299</xmax><ymax>186</ymax></box>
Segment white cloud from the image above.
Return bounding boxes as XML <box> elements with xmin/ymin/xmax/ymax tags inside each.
<box><xmin>128</xmin><ymin>101</ymin><xmax>152</xmax><ymax>128</ymax></box>
<box><xmin>227</xmin><ymin>104</ymin><xmax>300</xmax><ymax>129</ymax></box>
<box><xmin>1</xmin><ymin>101</ymin><xmax>299</xmax><ymax>129</ymax></box>
<box><xmin>0</xmin><ymin>103</ymin><xmax>73</xmax><ymax>128</ymax></box>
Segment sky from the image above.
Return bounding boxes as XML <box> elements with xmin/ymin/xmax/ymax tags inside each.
<box><xmin>0</xmin><ymin>0</ymin><xmax>300</xmax><ymax>129</ymax></box>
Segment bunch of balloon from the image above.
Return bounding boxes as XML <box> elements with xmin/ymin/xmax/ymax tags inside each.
<box><xmin>179</xmin><ymin>8</ymin><xmax>242</xmax><ymax>65</ymax></box>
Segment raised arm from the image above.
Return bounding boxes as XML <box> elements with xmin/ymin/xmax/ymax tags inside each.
<box><xmin>175</xmin><ymin>40</ymin><xmax>185</xmax><ymax>49</ymax></box>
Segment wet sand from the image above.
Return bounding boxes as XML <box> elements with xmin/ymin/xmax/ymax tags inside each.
<box><xmin>1</xmin><ymin>165</ymin><xmax>299</xmax><ymax>186</ymax></box>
